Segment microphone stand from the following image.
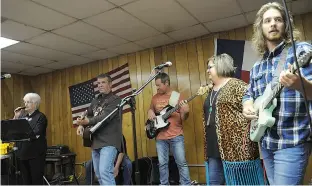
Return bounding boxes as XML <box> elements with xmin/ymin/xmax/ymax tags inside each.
<box><xmin>89</xmin><ymin>68</ymin><xmax>164</xmax><ymax>184</ymax></box>
<box><xmin>282</xmin><ymin>0</ymin><xmax>312</xmax><ymax>131</ymax></box>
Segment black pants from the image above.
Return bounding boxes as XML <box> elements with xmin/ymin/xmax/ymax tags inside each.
<box><xmin>19</xmin><ymin>154</ymin><xmax>46</xmax><ymax>185</ymax></box>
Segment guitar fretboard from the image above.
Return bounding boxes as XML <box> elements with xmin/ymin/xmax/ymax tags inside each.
<box><xmin>162</xmin><ymin>94</ymin><xmax>198</xmax><ymax>120</ymax></box>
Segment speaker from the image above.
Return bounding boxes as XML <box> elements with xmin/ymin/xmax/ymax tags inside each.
<box><xmin>132</xmin><ymin>156</ymin><xmax>179</xmax><ymax>185</ymax></box>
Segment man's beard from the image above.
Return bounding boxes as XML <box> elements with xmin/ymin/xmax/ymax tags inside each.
<box><xmin>264</xmin><ymin>31</ymin><xmax>284</xmax><ymax>42</ymax></box>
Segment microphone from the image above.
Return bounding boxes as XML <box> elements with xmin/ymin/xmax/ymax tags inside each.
<box><xmin>15</xmin><ymin>107</ymin><xmax>26</xmax><ymax>112</ymax></box>
<box><xmin>1</xmin><ymin>74</ymin><xmax>11</xmax><ymax>80</ymax></box>
<box><xmin>155</xmin><ymin>61</ymin><xmax>172</xmax><ymax>69</ymax></box>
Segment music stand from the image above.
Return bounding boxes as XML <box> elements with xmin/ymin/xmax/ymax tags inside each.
<box><xmin>1</xmin><ymin>119</ymin><xmax>49</xmax><ymax>185</ymax></box>
<box><xmin>1</xmin><ymin>119</ymin><xmax>37</xmax><ymax>142</ymax></box>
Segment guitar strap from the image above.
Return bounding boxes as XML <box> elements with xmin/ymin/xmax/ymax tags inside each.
<box><xmin>271</xmin><ymin>45</ymin><xmax>289</xmax><ymax>89</ymax></box>
<box><xmin>93</xmin><ymin>93</ymin><xmax>115</xmax><ymax>117</ymax></box>
<box><xmin>169</xmin><ymin>91</ymin><xmax>180</xmax><ymax>107</ymax></box>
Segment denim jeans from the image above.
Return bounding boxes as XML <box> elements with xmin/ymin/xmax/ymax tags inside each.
<box><xmin>205</xmin><ymin>158</ymin><xmax>225</xmax><ymax>185</ymax></box>
<box><xmin>86</xmin><ymin>154</ymin><xmax>132</xmax><ymax>185</ymax></box>
<box><xmin>92</xmin><ymin>146</ymin><xmax>117</xmax><ymax>185</ymax></box>
<box><xmin>261</xmin><ymin>142</ymin><xmax>312</xmax><ymax>185</ymax></box>
<box><xmin>156</xmin><ymin>135</ymin><xmax>191</xmax><ymax>185</ymax></box>
<box><xmin>121</xmin><ymin>155</ymin><xmax>133</xmax><ymax>185</ymax></box>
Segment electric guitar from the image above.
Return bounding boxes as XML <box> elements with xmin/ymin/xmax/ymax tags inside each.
<box><xmin>145</xmin><ymin>85</ymin><xmax>210</xmax><ymax>139</ymax></box>
<box><xmin>250</xmin><ymin>50</ymin><xmax>312</xmax><ymax>142</ymax></box>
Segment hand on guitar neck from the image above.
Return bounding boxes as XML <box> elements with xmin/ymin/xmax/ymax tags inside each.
<box><xmin>76</xmin><ymin>110</ymin><xmax>89</xmax><ymax>126</ymax></box>
<box><xmin>76</xmin><ymin>110</ymin><xmax>88</xmax><ymax>136</ymax></box>
<box><xmin>279</xmin><ymin>63</ymin><xmax>312</xmax><ymax>98</ymax></box>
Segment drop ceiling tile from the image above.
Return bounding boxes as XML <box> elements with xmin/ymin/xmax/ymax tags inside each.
<box><xmin>1</xmin><ymin>20</ymin><xmax>46</xmax><ymax>41</ymax></box>
<box><xmin>237</xmin><ymin>0</ymin><xmax>272</xmax><ymax>13</ymax></box>
<box><xmin>3</xmin><ymin>42</ymin><xmax>74</xmax><ymax>61</ymax></box>
<box><xmin>32</xmin><ymin>0</ymin><xmax>116</xmax><ymax>19</ymax></box>
<box><xmin>82</xmin><ymin>50</ymin><xmax>118</xmax><ymax>60</ymax></box>
<box><xmin>22</xmin><ymin>66</ymin><xmax>54</xmax><ymax>74</ymax></box>
<box><xmin>1</xmin><ymin>0</ymin><xmax>76</xmax><ymax>30</ymax></box>
<box><xmin>167</xmin><ymin>24</ymin><xmax>209</xmax><ymax>41</ymax></box>
<box><xmin>107</xmin><ymin>0</ymin><xmax>136</xmax><ymax>6</ymax></box>
<box><xmin>238</xmin><ymin>0</ymin><xmax>293</xmax><ymax>13</ymax></box>
<box><xmin>53</xmin><ymin>21</ymin><xmax>127</xmax><ymax>48</ymax></box>
<box><xmin>177</xmin><ymin>0</ymin><xmax>242</xmax><ymax>22</ymax></box>
<box><xmin>245</xmin><ymin>10</ymin><xmax>257</xmax><ymax>25</ymax></box>
<box><xmin>27</xmin><ymin>33</ymin><xmax>99</xmax><ymax>55</ymax></box>
<box><xmin>1</xmin><ymin>60</ymin><xmax>33</xmax><ymax>72</ymax></box>
<box><xmin>135</xmin><ymin>34</ymin><xmax>175</xmax><ymax>48</ymax></box>
<box><xmin>1</xmin><ymin>50</ymin><xmax>53</xmax><ymax>66</ymax></box>
<box><xmin>58</xmin><ymin>55</ymin><xmax>93</xmax><ymax>65</ymax></box>
<box><xmin>204</xmin><ymin>14</ymin><xmax>248</xmax><ymax>32</ymax></box>
<box><xmin>107</xmin><ymin>42</ymin><xmax>144</xmax><ymax>54</ymax></box>
<box><xmin>291</xmin><ymin>0</ymin><xmax>312</xmax><ymax>15</ymax></box>
<box><xmin>18</xmin><ymin>71</ymin><xmax>39</xmax><ymax>76</ymax></box>
<box><xmin>123</xmin><ymin>0</ymin><xmax>198</xmax><ymax>32</ymax></box>
<box><xmin>41</xmin><ymin>62</ymin><xmax>74</xmax><ymax>70</ymax></box>
<box><xmin>84</xmin><ymin>8</ymin><xmax>160</xmax><ymax>41</ymax></box>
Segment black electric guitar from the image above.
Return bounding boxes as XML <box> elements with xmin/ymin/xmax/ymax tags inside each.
<box><xmin>145</xmin><ymin>85</ymin><xmax>209</xmax><ymax>139</ymax></box>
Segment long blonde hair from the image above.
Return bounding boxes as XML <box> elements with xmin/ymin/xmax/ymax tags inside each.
<box><xmin>252</xmin><ymin>2</ymin><xmax>301</xmax><ymax>56</ymax></box>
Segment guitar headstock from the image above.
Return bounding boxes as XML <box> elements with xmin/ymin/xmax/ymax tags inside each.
<box><xmin>80</xmin><ymin>110</ymin><xmax>88</xmax><ymax>119</ymax></box>
<box><xmin>196</xmin><ymin>84</ymin><xmax>212</xmax><ymax>96</ymax></box>
<box><xmin>292</xmin><ymin>49</ymin><xmax>312</xmax><ymax>72</ymax></box>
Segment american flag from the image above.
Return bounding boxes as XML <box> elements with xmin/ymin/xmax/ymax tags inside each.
<box><xmin>69</xmin><ymin>63</ymin><xmax>132</xmax><ymax>125</ymax></box>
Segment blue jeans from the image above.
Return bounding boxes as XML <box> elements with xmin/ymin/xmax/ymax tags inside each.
<box><xmin>156</xmin><ymin>135</ymin><xmax>191</xmax><ymax>185</ymax></box>
<box><xmin>86</xmin><ymin>155</ymin><xmax>132</xmax><ymax>185</ymax></box>
<box><xmin>92</xmin><ymin>146</ymin><xmax>117</xmax><ymax>185</ymax></box>
<box><xmin>261</xmin><ymin>142</ymin><xmax>312</xmax><ymax>185</ymax></box>
<box><xmin>205</xmin><ymin>158</ymin><xmax>225</xmax><ymax>185</ymax></box>
<box><xmin>121</xmin><ymin>155</ymin><xmax>133</xmax><ymax>185</ymax></box>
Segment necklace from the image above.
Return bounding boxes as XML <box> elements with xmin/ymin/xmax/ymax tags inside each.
<box><xmin>206</xmin><ymin>78</ymin><xmax>231</xmax><ymax>126</ymax></box>
<box><xmin>208</xmin><ymin>89</ymin><xmax>220</xmax><ymax>113</ymax></box>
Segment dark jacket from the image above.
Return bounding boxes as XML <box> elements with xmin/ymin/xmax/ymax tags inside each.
<box><xmin>87</xmin><ymin>92</ymin><xmax>122</xmax><ymax>151</ymax></box>
<box><xmin>16</xmin><ymin>110</ymin><xmax>47</xmax><ymax>160</ymax></box>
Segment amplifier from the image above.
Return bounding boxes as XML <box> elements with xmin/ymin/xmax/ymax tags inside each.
<box><xmin>46</xmin><ymin>145</ymin><xmax>70</xmax><ymax>157</ymax></box>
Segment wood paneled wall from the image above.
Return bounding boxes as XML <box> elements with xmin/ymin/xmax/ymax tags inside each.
<box><xmin>2</xmin><ymin>12</ymin><xmax>312</xmax><ymax>184</ymax></box>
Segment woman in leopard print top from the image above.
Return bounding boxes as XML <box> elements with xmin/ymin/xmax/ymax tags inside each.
<box><xmin>202</xmin><ymin>53</ymin><xmax>259</xmax><ymax>185</ymax></box>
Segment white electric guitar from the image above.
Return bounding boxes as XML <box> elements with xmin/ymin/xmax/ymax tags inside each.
<box><xmin>250</xmin><ymin>50</ymin><xmax>312</xmax><ymax>142</ymax></box>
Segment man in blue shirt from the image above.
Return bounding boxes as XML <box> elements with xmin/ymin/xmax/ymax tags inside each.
<box><xmin>242</xmin><ymin>2</ymin><xmax>312</xmax><ymax>185</ymax></box>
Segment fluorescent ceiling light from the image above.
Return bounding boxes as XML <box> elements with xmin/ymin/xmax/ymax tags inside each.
<box><xmin>0</xmin><ymin>37</ymin><xmax>19</xmax><ymax>49</ymax></box>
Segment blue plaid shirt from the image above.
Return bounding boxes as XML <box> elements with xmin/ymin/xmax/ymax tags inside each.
<box><xmin>243</xmin><ymin>41</ymin><xmax>312</xmax><ymax>150</ymax></box>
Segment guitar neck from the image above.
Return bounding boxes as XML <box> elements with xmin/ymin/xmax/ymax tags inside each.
<box><xmin>263</xmin><ymin>66</ymin><xmax>297</xmax><ymax>108</ymax></box>
<box><xmin>162</xmin><ymin>94</ymin><xmax>198</xmax><ymax>120</ymax></box>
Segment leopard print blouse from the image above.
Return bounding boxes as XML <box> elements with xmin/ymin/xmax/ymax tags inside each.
<box><xmin>202</xmin><ymin>78</ymin><xmax>259</xmax><ymax>162</ymax></box>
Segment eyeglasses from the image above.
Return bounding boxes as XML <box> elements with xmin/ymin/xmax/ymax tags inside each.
<box><xmin>207</xmin><ymin>64</ymin><xmax>215</xmax><ymax>70</ymax></box>
<box><xmin>23</xmin><ymin>101</ymin><xmax>33</xmax><ymax>104</ymax></box>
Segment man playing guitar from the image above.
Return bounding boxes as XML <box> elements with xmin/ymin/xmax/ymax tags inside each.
<box><xmin>147</xmin><ymin>72</ymin><xmax>191</xmax><ymax>185</ymax></box>
<box><xmin>242</xmin><ymin>2</ymin><xmax>312</xmax><ymax>185</ymax></box>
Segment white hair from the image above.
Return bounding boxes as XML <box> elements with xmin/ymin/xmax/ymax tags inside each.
<box><xmin>24</xmin><ymin>93</ymin><xmax>41</xmax><ymax>109</ymax></box>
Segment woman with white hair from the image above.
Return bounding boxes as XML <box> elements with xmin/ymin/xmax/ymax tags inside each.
<box><xmin>13</xmin><ymin>93</ymin><xmax>47</xmax><ymax>185</ymax></box>
<box><xmin>202</xmin><ymin>53</ymin><xmax>262</xmax><ymax>185</ymax></box>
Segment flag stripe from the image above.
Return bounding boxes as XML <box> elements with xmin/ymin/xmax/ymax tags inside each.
<box><xmin>112</xmin><ymin>78</ymin><xmax>131</xmax><ymax>89</ymax></box>
<box><xmin>71</xmin><ymin>103</ymin><xmax>91</xmax><ymax>111</ymax></box>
